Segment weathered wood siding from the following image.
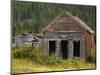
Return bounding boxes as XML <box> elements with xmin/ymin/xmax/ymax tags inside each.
<box><xmin>41</xmin><ymin>11</ymin><xmax>95</xmax><ymax>60</ymax></box>
<box><xmin>86</xmin><ymin>32</ymin><xmax>95</xmax><ymax>58</ymax></box>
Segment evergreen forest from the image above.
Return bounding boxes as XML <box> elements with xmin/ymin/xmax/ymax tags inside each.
<box><xmin>12</xmin><ymin>1</ymin><xmax>96</xmax><ymax>36</ymax></box>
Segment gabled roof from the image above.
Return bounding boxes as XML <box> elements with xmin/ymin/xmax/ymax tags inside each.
<box><xmin>41</xmin><ymin>10</ymin><xmax>94</xmax><ymax>34</ymax></box>
<box><xmin>73</xmin><ymin>16</ymin><xmax>94</xmax><ymax>34</ymax></box>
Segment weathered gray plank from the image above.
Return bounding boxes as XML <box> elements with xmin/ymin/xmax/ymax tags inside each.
<box><xmin>68</xmin><ymin>40</ymin><xmax>73</xmax><ymax>59</ymax></box>
<box><xmin>55</xmin><ymin>40</ymin><xmax>61</xmax><ymax>57</ymax></box>
<box><xmin>80</xmin><ymin>38</ymin><xmax>86</xmax><ymax>60</ymax></box>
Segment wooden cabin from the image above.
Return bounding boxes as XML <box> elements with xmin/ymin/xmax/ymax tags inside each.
<box><xmin>41</xmin><ymin>11</ymin><xmax>95</xmax><ymax>60</ymax></box>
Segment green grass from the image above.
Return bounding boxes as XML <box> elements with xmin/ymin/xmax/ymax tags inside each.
<box><xmin>12</xmin><ymin>47</ymin><xmax>96</xmax><ymax>74</ymax></box>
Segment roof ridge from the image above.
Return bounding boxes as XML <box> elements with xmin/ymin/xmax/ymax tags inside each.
<box><xmin>40</xmin><ymin>10</ymin><xmax>73</xmax><ymax>34</ymax></box>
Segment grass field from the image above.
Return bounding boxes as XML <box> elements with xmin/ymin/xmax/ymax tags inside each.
<box><xmin>12</xmin><ymin>58</ymin><xmax>96</xmax><ymax>74</ymax></box>
<box><xmin>12</xmin><ymin>47</ymin><xmax>96</xmax><ymax>74</ymax></box>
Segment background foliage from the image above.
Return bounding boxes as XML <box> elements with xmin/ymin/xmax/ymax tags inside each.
<box><xmin>12</xmin><ymin>1</ymin><xmax>96</xmax><ymax>36</ymax></box>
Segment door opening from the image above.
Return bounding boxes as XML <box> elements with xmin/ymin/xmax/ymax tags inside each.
<box><xmin>73</xmin><ymin>40</ymin><xmax>80</xmax><ymax>57</ymax></box>
<box><xmin>61</xmin><ymin>40</ymin><xmax>68</xmax><ymax>59</ymax></box>
<box><xmin>49</xmin><ymin>41</ymin><xmax>56</xmax><ymax>54</ymax></box>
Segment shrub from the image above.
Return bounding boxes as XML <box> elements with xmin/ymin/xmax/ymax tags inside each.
<box><xmin>13</xmin><ymin>47</ymin><xmax>32</xmax><ymax>58</ymax></box>
<box><xmin>32</xmin><ymin>47</ymin><xmax>48</xmax><ymax>63</ymax></box>
<box><xmin>90</xmin><ymin>49</ymin><xmax>96</xmax><ymax>62</ymax></box>
<box><xmin>32</xmin><ymin>49</ymin><xmax>62</xmax><ymax>66</ymax></box>
<box><xmin>45</xmin><ymin>54</ymin><xmax>58</xmax><ymax>65</ymax></box>
<box><xmin>88</xmin><ymin>49</ymin><xmax>96</xmax><ymax>62</ymax></box>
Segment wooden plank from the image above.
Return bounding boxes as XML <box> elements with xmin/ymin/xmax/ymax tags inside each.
<box><xmin>80</xmin><ymin>38</ymin><xmax>86</xmax><ymax>60</ymax></box>
<box><xmin>55</xmin><ymin>40</ymin><xmax>61</xmax><ymax>57</ymax></box>
<box><xmin>68</xmin><ymin>40</ymin><xmax>73</xmax><ymax>59</ymax></box>
<box><xmin>43</xmin><ymin>39</ymin><xmax>49</xmax><ymax>54</ymax></box>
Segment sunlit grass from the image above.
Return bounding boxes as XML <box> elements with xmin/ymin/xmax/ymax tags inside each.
<box><xmin>12</xmin><ymin>47</ymin><xmax>96</xmax><ymax>74</ymax></box>
<box><xmin>12</xmin><ymin>58</ymin><xmax>96</xmax><ymax>74</ymax></box>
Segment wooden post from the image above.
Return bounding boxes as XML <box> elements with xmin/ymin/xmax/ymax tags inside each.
<box><xmin>55</xmin><ymin>40</ymin><xmax>60</xmax><ymax>57</ymax></box>
<box><xmin>43</xmin><ymin>39</ymin><xmax>49</xmax><ymax>54</ymax></box>
<box><xmin>68</xmin><ymin>40</ymin><xmax>73</xmax><ymax>59</ymax></box>
<box><xmin>80</xmin><ymin>38</ymin><xmax>86</xmax><ymax>60</ymax></box>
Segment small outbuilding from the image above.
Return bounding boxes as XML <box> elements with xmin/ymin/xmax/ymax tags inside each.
<box><xmin>12</xmin><ymin>32</ymin><xmax>41</xmax><ymax>48</ymax></box>
<box><xmin>41</xmin><ymin>11</ymin><xmax>95</xmax><ymax>60</ymax></box>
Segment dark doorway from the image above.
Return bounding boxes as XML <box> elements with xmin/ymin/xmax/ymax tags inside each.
<box><xmin>49</xmin><ymin>41</ymin><xmax>56</xmax><ymax>54</ymax></box>
<box><xmin>61</xmin><ymin>40</ymin><xmax>68</xmax><ymax>59</ymax></box>
<box><xmin>73</xmin><ymin>40</ymin><xmax>80</xmax><ymax>57</ymax></box>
